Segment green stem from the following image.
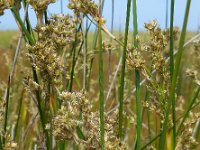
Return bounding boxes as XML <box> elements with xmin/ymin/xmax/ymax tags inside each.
<box><xmin>3</xmin><ymin>77</ymin><xmax>10</xmax><ymax>144</ymax></box>
<box><xmin>118</xmin><ymin>0</ymin><xmax>131</xmax><ymax>139</ymax></box>
<box><xmin>99</xmin><ymin>1</ymin><xmax>104</xmax><ymax>149</ymax></box>
<box><xmin>169</xmin><ymin>0</ymin><xmax>176</xmax><ymax>147</ymax></box>
<box><xmin>133</xmin><ymin>0</ymin><xmax>141</xmax><ymax>149</ymax></box>
<box><xmin>99</xmin><ymin>21</ymin><xmax>105</xmax><ymax>150</ymax></box>
<box><xmin>14</xmin><ymin>89</ymin><xmax>24</xmax><ymax>140</ymax></box>
<box><xmin>11</xmin><ymin>7</ymin><xmax>34</xmax><ymax>45</ymax></box>
<box><xmin>169</xmin><ymin>0</ymin><xmax>175</xmax><ymax>79</ymax></box>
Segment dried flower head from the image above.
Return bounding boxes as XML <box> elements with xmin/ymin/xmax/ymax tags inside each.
<box><xmin>127</xmin><ymin>45</ymin><xmax>145</xmax><ymax>70</ymax></box>
<box><xmin>27</xmin><ymin>14</ymin><xmax>82</xmax><ymax>87</ymax></box>
<box><xmin>35</xmin><ymin>14</ymin><xmax>80</xmax><ymax>49</ymax></box>
<box><xmin>27</xmin><ymin>42</ymin><xmax>63</xmax><ymax>86</ymax></box>
<box><xmin>144</xmin><ymin>20</ymin><xmax>157</xmax><ymax>31</ymax></box>
<box><xmin>68</xmin><ymin>0</ymin><xmax>105</xmax><ymax>24</ymax></box>
<box><xmin>176</xmin><ymin>112</ymin><xmax>200</xmax><ymax>149</ymax></box>
<box><xmin>53</xmin><ymin>91</ymin><xmax>91</xmax><ymax>140</ymax></box>
<box><xmin>27</xmin><ymin>0</ymin><xmax>55</xmax><ymax>12</ymax></box>
<box><xmin>0</xmin><ymin>0</ymin><xmax>21</xmax><ymax>16</ymax></box>
<box><xmin>0</xmin><ymin>1</ymin><xmax>7</xmax><ymax>16</ymax></box>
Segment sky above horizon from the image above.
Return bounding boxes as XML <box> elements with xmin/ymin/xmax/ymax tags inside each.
<box><xmin>0</xmin><ymin>0</ymin><xmax>200</xmax><ymax>31</ymax></box>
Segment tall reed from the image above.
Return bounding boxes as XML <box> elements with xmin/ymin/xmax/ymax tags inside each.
<box><xmin>133</xmin><ymin>0</ymin><xmax>141</xmax><ymax>149</ymax></box>
<box><xmin>118</xmin><ymin>0</ymin><xmax>131</xmax><ymax>139</ymax></box>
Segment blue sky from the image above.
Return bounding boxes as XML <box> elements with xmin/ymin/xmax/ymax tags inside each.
<box><xmin>0</xmin><ymin>0</ymin><xmax>200</xmax><ymax>31</ymax></box>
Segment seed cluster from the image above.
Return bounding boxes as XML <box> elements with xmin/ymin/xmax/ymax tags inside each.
<box><xmin>127</xmin><ymin>20</ymin><xmax>179</xmax><ymax>125</ymax></box>
<box><xmin>176</xmin><ymin>112</ymin><xmax>200</xmax><ymax>149</ymax></box>
<box><xmin>27</xmin><ymin>15</ymin><xmax>80</xmax><ymax>86</ymax></box>
<box><xmin>53</xmin><ymin>91</ymin><xmax>127</xmax><ymax>149</ymax></box>
<box><xmin>0</xmin><ymin>0</ymin><xmax>21</xmax><ymax>16</ymax></box>
<box><xmin>27</xmin><ymin>0</ymin><xmax>55</xmax><ymax>12</ymax></box>
<box><xmin>53</xmin><ymin>91</ymin><xmax>89</xmax><ymax>140</ymax></box>
<box><xmin>127</xmin><ymin>44</ymin><xmax>145</xmax><ymax>70</ymax></box>
<box><xmin>0</xmin><ymin>1</ymin><xmax>7</xmax><ymax>16</ymax></box>
<box><xmin>68</xmin><ymin>0</ymin><xmax>105</xmax><ymax>24</ymax></box>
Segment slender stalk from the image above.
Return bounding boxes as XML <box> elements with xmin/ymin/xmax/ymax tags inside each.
<box><xmin>118</xmin><ymin>0</ymin><xmax>131</xmax><ymax>138</ymax></box>
<box><xmin>169</xmin><ymin>0</ymin><xmax>176</xmax><ymax>147</ymax></box>
<box><xmin>108</xmin><ymin>0</ymin><xmax>114</xmax><ymax>85</ymax></box>
<box><xmin>141</xmin><ymin>133</ymin><xmax>162</xmax><ymax>150</ymax></box>
<box><xmin>169</xmin><ymin>0</ymin><xmax>175</xmax><ymax>80</ymax></box>
<box><xmin>82</xmin><ymin>15</ymin><xmax>87</xmax><ymax>90</ymax></box>
<box><xmin>98</xmin><ymin>1</ymin><xmax>104</xmax><ymax>149</ymax></box>
<box><xmin>133</xmin><ymin>0</ymin><xmax>141</xmax><ymax>149</ymax></box>
<box><xmin>3</xmin><ymin>78</ymin><xmax>10</xmax><ymax>144</ymax></box>
<box><xmin>11</xmin><ymin>8</ymin><xmax>34</xmax><ymax>45</ymax></box>
<box><xmin>14</xmin><ymin>89</ymin><xmax>24</xmax><ymax>140</ymax></box>
<box><xmin>68</xmin><ymin>28</ymin><xmax>80</xmax><ymax>91</ymax></box>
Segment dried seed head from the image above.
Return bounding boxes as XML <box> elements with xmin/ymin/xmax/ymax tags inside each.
<box><xmin>27</xmin><ymin>0</ymin><xmax>55</xmax><ymax>12</ymax></box>
<box><xmin>144</xmin><ymin>20</ymin><xmax>157</xmax><ymax>31</ymax></box>
<box><xmin>0</xmin><ymin>0</ymin><xmax>19</xmax><ymax>16</ymax></box>
<box><xmin>127</xmin><ymin>47</ymin><xmax>145</xmax><ymax>70</ymax></box>
<box><xmin>68</xmin><ymin>0</ymin><xmax>105</xmax><ymax>24</ymax></box>
<box><xmin>53</xmin><ymin>91</ymin><xmax>91</xmax><ymax>140</ymax></box>
<box><xmin>0</xmin><ymin>1</ymin><xmax>7</xmax><ymax>16</ymax></box>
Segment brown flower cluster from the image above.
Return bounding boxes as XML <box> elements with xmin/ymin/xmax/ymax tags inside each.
<box><xmin>126</xmin><ymin>20</ymin><xmax>179</xmax><ymax>124</ymax></box>
<box><xmin>68</xmin><ymin>0</ymin><xmax>105</xmax><ymax>24</ymax></box>
<box><xmin>53</xmin><ymin>91</ymin><xmax>127</xmax><ymax>149</ymax></box>
<box><xmin>127</xmin><ymin>43</ymin><xmax>145</xmax><ymax>70</ymax></box>
<box><xmin>53</xmin><ymin>91</ymin><xmax>91</xmax><ymax>141</ymax></box>
<box><xmin>176</xmin><ymin>112</ymin><xmax>200</xmax><ymax>149</ymax></box>
<box><xmin>27</xmin><ymin>0</ymin><xmax>55</xmax><ymax>12</ymax></box>
<box><xmin>0</xmin><ymin>1</ymin><xmax>7</xmax><ymax>16</ymax></box>
<box><xmin>27</xmin><ymin>14</ymin><xmax>80</xmax><ymax>86</ymax></box>
<box><xmin>0</xmin><ymin>0</ymin><xmax>22</xmax><ymax>15</ymax></box>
